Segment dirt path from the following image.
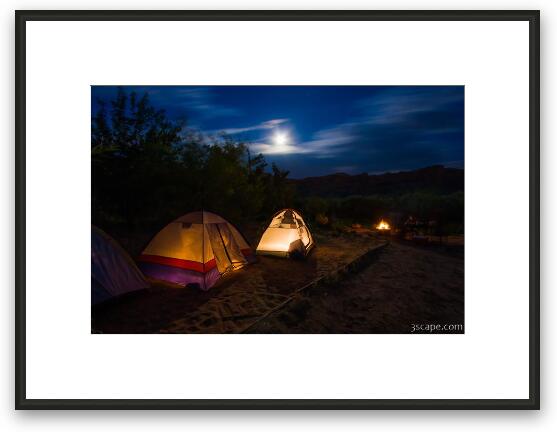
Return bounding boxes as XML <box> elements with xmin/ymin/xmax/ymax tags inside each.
<box><xmin>248</xmin><ymin>242</ymin><xmax>464</xmax><ymax>334</ymax></box>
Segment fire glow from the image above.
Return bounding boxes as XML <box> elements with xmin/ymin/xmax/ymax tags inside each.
<box><xmin>376</xmin><ymin>220</ymin><xmax>391</xmax><ymax>230</ymax></box>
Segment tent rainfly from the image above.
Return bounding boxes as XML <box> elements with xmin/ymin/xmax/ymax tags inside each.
<box><xmin>138</xmin><ymin>211</ymin><xmax>255</xmax><ymax>290</ymax></box>
<box><xmin>91</xmin><ymin>226</ymin><xmax>149</xmax><ymax>305</ymax></box>
<box><xmin>256</xmin><ymin>209</ymin><xmax>315</xmax><ymax>258</ymax></box>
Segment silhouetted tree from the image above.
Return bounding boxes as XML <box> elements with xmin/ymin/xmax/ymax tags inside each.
<box><xmin>92</xmin><ymin>88</ymin><xmax>296</xmax><ymax>246</ymax></box>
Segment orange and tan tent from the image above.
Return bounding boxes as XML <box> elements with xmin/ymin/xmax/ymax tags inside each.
<box><xmin>256</xmin><ymin>209</ymin><xmax>314</xmax><ymax>258</ymax></box>
<box><xmin>138</xmin><ymin>211</ymin><xmax>255</xmax><ymax>290</ymax></box>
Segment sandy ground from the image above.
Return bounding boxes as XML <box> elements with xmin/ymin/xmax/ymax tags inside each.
<box><xmin>92</xmin><ymin>231</ymin><xmax>381</xmax><ymax>333</ymax></box>
<box><xmin>93</xmin><ymin>226</ymin><xmax>464</xmax><ymax>334</ymax></box>
<box><xmin>249</xmin><ymin>241</ymin><xmax>464</xmax><ymax>334</ymax></box>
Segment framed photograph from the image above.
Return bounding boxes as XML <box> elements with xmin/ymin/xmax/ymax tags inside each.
<box><xmin>15</xmin><ymin>10</ymin><xmax>539</xmax><ymax>409</ymax></box>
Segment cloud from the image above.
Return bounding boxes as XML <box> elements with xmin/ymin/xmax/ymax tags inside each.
<box><xmin>297</xmin><ymin>125</ymin><xmax>356</xmax><ymax>158</ymax></box>
<box><xmin>246</xmin><ymin>121</ymin><xmax>354</xmax><ymax>157</ymax></box>
<box><xmin>149</xmin><ymin>87</ymin><xmax>241</xmax><ymax>119</ymax></box>
<box><xmin>249</xmin><ymin>141</ymin><xmax>310</xmax><ymax>155</ymax></box>
<box><xmin>179</xmin><ymin>88</ymin><xmax>242</xmax><ymax>118</ymax></box>
<box><xmin>255</xmin><ymin>87</ymin><xmax>464</xmax><ymax>177</ymax></box>
<box><xmin>293</xmin><ymin>87</ymin><xmax>463</xmax><ymax>165</ymax></box>
<box><xmin>359</xmin><ymin>87</ymin><xmax>464</xmax><ymax>127</ymax></box>
<box><xmin>210</xmin><ymin>118</ymin><xmax>288</xmax><ymax>135</ymax></box>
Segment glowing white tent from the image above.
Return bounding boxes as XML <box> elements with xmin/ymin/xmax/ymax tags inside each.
<box><xmin>256</xmin><ymin>209</ymin><xmax>314</xmax><ymax>258</ymax></box>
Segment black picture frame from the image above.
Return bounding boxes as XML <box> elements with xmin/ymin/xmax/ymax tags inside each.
<box><xmin>15</xmin><ymin>10</ymin><xmax>540</xmax><ymax>410</ymax></box>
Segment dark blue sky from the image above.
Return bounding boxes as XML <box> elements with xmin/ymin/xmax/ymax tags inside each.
<box><xmin>91</xmin><ymin>86</ymin><xmax>464</xmax><ymax>179</ymax></box>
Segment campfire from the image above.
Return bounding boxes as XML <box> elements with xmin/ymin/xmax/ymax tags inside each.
<box><xmin>376</xmin><ymin>219</ymin><xmax>391</xmax><ymax>231</ymax></box>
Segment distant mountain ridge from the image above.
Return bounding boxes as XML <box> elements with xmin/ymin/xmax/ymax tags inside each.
<box><xmin>289</xmin><ymin>165</ymin><xmax>464</xmax><ymax>197</ymax></box>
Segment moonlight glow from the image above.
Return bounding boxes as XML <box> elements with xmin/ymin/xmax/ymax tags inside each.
<box><xmin>273</xmin><ymin>131</ymin><xmax>289</xmax><ymax>148</ymax></box>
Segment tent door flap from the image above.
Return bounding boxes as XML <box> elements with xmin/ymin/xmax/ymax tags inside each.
<box><xmin>206</xmin><ymin>223</ymin><xmax>247</xmax><ymax>274</ymax></box>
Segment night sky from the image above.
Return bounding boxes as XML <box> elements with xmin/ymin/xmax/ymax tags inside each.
<box><xmin>91</xmin><ymin>86</ymin><xmax>464</xmax><ymax>179</ymax></box>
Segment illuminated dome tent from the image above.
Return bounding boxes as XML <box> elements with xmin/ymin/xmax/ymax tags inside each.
<box><xmin>138</xmin><ymin>211</ymin><xmax>255</xmax><ymax>290</ymax></box>
<box><xmin>256</xmin><ymin>209</ymin><xmax>315</xmax><ymax>258</ymax></box>
<box><xmin>92</xmin><ymin>226</ymin><xmax>149</xmax><ymax>305</ymax></box>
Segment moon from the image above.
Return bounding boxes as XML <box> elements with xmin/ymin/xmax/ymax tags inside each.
<box><xmin>273</xmin><ymin>131</ymin><xmax>289</xmax><ymax>148</ymax></box>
